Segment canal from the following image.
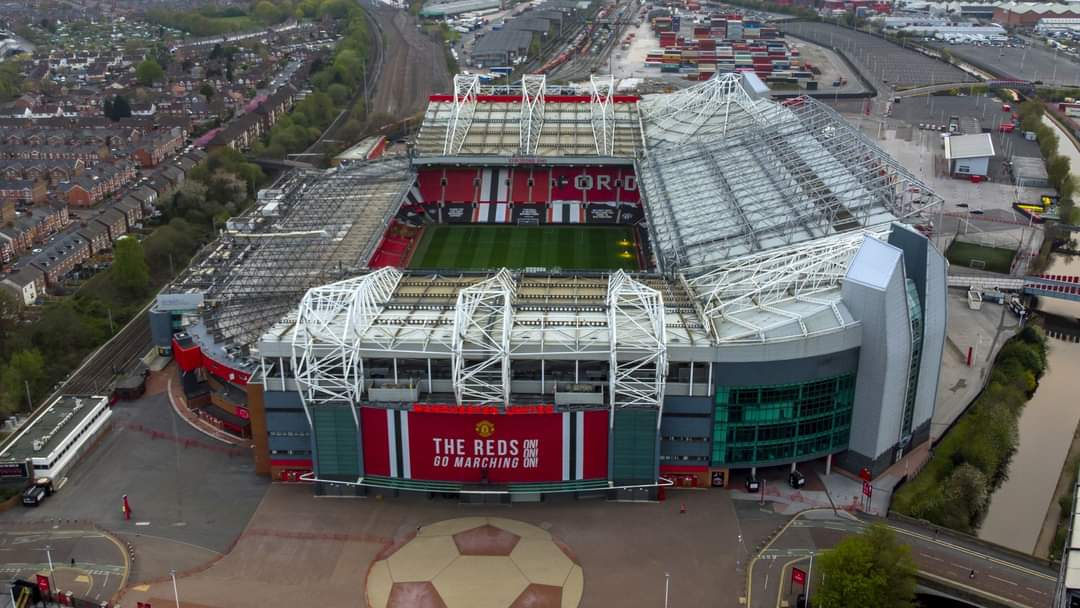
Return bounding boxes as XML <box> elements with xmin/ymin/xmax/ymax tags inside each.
<box><xmin>976</xmin><ymin>114</ymin><xmax>1080</xmax><ymax>553</ymax></box>
<box><xmin>977</xmin><ymin>253</ymin><xmax>1080</xmax><ymax>554</ymax></box>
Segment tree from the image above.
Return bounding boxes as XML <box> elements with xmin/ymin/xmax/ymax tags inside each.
<box><xmin>136</xmin><ymin>58</ymin><xmax>165</xmax><ymax>86</ymax></box>
<box><xmin>0</xmin><ymin>349</ymin><xmax>46</xmax><ymax>414</ymax></box>
<box><xmin>816</xmin><ymin>523</ymin><xmax>917</xmax><ymax>608</ymax></box>
<box><xmin>1047</xmin><ymin>154</ymin><xmax>1071</xmax><ymax>190</ymax></box>
<box><xmin>110</xmin><ymin>236</ymin><xmax>150</xmax><ymax>296</ymax></box>
<box><xmin>199</xmin><ymin>83</ymin><xmax>215</xmax><ymax>100</ymax></box>
<box><xmin>104</xmin><ymin>95</ymin><xmax>132</xmax><ymax>121</ymax></box>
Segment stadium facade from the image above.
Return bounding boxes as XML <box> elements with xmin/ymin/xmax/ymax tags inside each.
<box><xmin>152</xmin><ymin>73</ymin><xmax>947</xmax><ymax>498</ymax></box>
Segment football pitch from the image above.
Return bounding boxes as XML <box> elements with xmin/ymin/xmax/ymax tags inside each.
<box><xmin>408</xmin><ymin>225</ymin><xmax>642</xmax><ymax>271</ymax></box>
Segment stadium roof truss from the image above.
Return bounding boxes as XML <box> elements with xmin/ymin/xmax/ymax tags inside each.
<box><xmin>638</xmin><ymin>75</ymin><xmax>943</xmax><ymax>270</ymax></box>
<box><xmin>452</xmin><ymin>269</ymin><xmax>517</xmax><ymax>405</ymax></box>
<box><xmin>589</xmin><ymin>75</ymin><xmax>617</xmax><ymax>156</ymax></box>
<box><xmin>607</xmin><ymin>271</ymin><xmax>668</xmax><ymax>420</ymax></box>
<box><xmin>519</xmin><ymin>74</ymin><xmax>545</xmax><ymax>155</ymax></box>
<box><xmin>639</xmin><ymin>73</ymin><xmax>767</xmax><ymax>145</ymax></box>
<box><xmin>291</xmin><ymin>267</ymin><xmax>403</xmax><ymax>406</ymax></box>
<box><xmin>414</xmin><ymin>77</ymin><xmax>643</xmax><ymax>158</ymax></box>
<box><xmin>443</xmin><ymin>73</ymin><xmax>480</xmax><ymax>156</ymax></box>
<box><xmin>686</xmin><ymin>231</ymin><xmax>874</xmax><ymax>343</ymax></box>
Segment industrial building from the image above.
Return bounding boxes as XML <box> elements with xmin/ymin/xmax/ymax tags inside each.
<box><xmin>152</xmin><ymin>73</ymin><xmax>947</xmax><ymax>498</ymax></box>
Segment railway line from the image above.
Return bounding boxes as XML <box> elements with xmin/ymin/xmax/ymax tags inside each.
<box><xmin>63</xmin><ymin>306</ymin><xmax>154</xmax><ymax>396</ymax></box>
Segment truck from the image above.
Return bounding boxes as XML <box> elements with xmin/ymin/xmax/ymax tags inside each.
<box><xmin>948</xmin><ymin>115</ymin><xmax>961</xmax><ymax>133</ymax></box>
<box><xmin>21</xmin><ymin>478</ymin><xmax>54</xmax><ymax>507</ymax></box>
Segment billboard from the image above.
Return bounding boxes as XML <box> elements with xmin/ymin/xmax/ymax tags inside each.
<box><xmin>361</xmin><ymin>407</ymin><xmax>609</xmax><ymax>484</ymax></box>
<box><xmin>443</xmin><ymin>203</ymin><xmax>474</xmax><ymax>223</ymax></box>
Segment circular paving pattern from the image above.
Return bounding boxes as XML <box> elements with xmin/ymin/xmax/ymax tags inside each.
<box><xmin>365</xmin><ymin>517</ymin><xmax>583</xmax><ymax>608</ymax></box>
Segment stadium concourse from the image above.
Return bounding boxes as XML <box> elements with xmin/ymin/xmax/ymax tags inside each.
<box><xmin>150</xmin><ymin>72</ymin><xmax>948</xmax><ymax>500</ymax></box>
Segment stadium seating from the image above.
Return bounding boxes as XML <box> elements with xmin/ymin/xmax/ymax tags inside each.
<box><xmin>412</xmin><ymin>166</ymin><xmax>640</xmax><ymax>207</ymax></box>
<box><xmin>369</xmin><ymin>222</ymin><xmax>422</xmax><ymax>269</ymax></box>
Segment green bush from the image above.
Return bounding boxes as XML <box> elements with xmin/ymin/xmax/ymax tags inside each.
<box><xmin>892</xmin><ymin>327</ymin><xmax>1048</xmax><ymax>532</ymax></box>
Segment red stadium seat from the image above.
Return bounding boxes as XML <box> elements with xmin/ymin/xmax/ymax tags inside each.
<box><xmin>443</xmin><ymin>168</ymin><xmax>480</xmax><ymax>203</ymax></box>
<box><xmin>416</xmin><ymin>169</ymin><xmax>443</xmax><ymax>204</ymax></box>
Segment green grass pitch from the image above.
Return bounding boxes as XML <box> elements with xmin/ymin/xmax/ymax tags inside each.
<box><xmin>408</xmin><ymin>225</ymin><xmax>642</xmax><ymax>271</ymax></box>
<box><xmin>946</xmin><ymin>241</ymin><xmax>1017</xmax><ymax>274</ymax></box>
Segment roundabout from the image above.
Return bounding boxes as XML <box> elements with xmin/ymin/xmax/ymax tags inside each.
<box><xmin>365</xmin><ymin>517</ymin><xmax>583</xmax><ymax>608</ymax></box>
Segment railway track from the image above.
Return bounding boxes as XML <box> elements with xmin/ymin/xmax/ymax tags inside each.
<box><xmin>63</xmin><ymin>307</ymin><xmax>154</xmax><ymax>396</ymax></box>
<box><xmin>302</xmin><ymin>0</ymin><xmax>386</xmax><ymax>157</ymax></box>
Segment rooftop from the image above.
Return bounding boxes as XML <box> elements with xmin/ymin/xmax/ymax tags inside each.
<box><xmin>638</xmin><ymin>74</ymin><xmax>941</xmax><ymax>269</ymax></box>
<box><xmin>413</xmin><ymin>74</ymin><xmax>642</xmax><ymax>158</ymax></box>
<box><xmin>0</xmin><ymin>395</ymin><xmax>108</xmax><ymax>463</ymax></box>
<box><xmin>944</xmin><ymin>132</ymin><xmax>995</xmax><ymax>160</ymax></box>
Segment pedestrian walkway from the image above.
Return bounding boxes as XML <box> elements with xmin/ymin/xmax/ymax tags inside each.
<box><xmin>160</xmin><ymin>365</ymin><xmax>249</xmax><ymax>448</ymax></box>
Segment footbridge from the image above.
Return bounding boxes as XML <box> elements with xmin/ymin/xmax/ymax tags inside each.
<box><xmin>948</xmin><ymin>274</ymin><xmax>1080</xmax><ymax>302</ymax></box>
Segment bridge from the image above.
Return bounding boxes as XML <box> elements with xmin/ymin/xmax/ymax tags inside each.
<box><xmin>895</xmin><ymin>79</ymin><xmax>1035</xmax><ymax>98</ymax></box>
<box><xmin>948</xmin><ymin>273</ymin><xmax>1080</xmax><ymax>302</ymax></box>
<box><xmin>246</xmin><ymin>156</ymin><xmax>316</xmax><ymax>173</ymax></box>
<box><xmin>747</xmin><ymin>509</ymin><xmax>1057</xmax><ymax>608</ymax></box>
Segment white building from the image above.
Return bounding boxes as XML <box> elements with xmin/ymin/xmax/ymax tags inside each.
<box><xmin>944</xmin><ymin>133</ymin><xmax>996</xmax><ymax>177</ymax></box>
<box><xmin>0</xmin><ymin>395</ymin><xmax>112</xmax><ymax>481</ymax></box>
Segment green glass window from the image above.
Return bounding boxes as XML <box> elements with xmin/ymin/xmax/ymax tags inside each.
<box><xmin>711</xmin><ymin>373</ymin><xmax>856</xmax><ymax>467</ymax></box>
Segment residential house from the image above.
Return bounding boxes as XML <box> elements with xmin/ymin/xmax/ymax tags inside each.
<box><xmin>30</xmin><ymin>234</ymin><xmax>91</xmax><ymax>287</ymax></box>
<box><xmin>75</xmin><ymin>220</ymin><xmax>111</xmax><ymax>255</ymax></box>
<box><xmin>94</xmin><ymin>207</ymin><xmax>128</xmax><ymax>241</ymax></box>
<box><xmin>0</xmin><ymin>180</ymin><xmax>47</xmax><ymax>204</ymax></box>
<box><xmin>1</xmin><ymin>266</ymin><xmax>45</xmax><ymax>305</ymax></box>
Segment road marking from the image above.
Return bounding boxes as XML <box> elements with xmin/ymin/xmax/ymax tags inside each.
<box><xmin>135</xmin><ymin>522</ymin><xmax>150</xmax><ymax>526</ymax></box>
<box><xmin>919</xmin><ymin>552</ymin><xmax>944</xmax><ymax>562</ymax></box>
<box><xmin>988</xmin><ymin>574</ymin><xmax>1018</xmax><ymax>586</ymax></box>
<box><xmin>1026</xmin><ymin>586</ymin><xmax>1046</xmax><ymax>595</ymax></box>
<box><xmin>890</xmin><ymin>525</ymin><xmax>1056</xmax><ymax>581</ymax></box>
<box><xmin>950</xmin><ymin>562</ymin><xmax>968</xmax><ymax>569</ymax></box>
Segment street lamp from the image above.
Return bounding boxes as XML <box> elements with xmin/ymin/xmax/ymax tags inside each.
<box><xmin>664</xmin><ymin>572</ymin><xmax>670</xmax><ymax>608</ymax></box>
<box><xmin>170</xmin><ymin>569</ymin><xmax>180</xmax><ymax>608</ymax></box>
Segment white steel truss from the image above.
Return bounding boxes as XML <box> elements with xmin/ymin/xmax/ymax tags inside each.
<box><xmin>686</xmin><ymin>231</ymin><xmax>876</xmax><ymax>341</ymax></box>
<box><xmin>640</xmin><ymin>73</ymin><xmax>765</xmax><ymax>145</ymax></box>
<box><xmin>443</xmin><ymin>73</ymin><xmax>480</xmax><ymax>155</ymax></box>
<box><xmin>452</xmin><ymin>269</ymin><xmax>516</xmax><ymax>405</ymax></box>
<box><xmin>519</xmin><ymin>74</ymin><xmax>546</xmax><ymax>155</ymax></box>
<box><xmin>291</xmin><ymin>267</ymin><xmax>402</xmax><ymax>406</ymax></box>
<box><xmin>607</xmin><ymin>271</ymin><xmax>668</xmax><ymax>420</ymax></box>
<box><xmin>589</xmin><ymin>75</ymin><xmax>616</xmax><ymax>156</ymax></box>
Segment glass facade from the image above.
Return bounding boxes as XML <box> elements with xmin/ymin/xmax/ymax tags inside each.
<box><xmin>901</xmin><ymin>279</ymin><xmax>923</xmax><ymax>439</ymax></box>
<box><xmin>711</xmin><ymin>374</ymin><xmax>856</xmax><ymax>467</ymax></box>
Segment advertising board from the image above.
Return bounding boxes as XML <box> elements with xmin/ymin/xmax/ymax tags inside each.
<box><xmin>361</xmin><ymin>407</ymin><xmax>608</xmax><ymax>483</ymax></box>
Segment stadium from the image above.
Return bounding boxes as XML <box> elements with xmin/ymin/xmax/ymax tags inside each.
<box><xmin>152</xmin><ymin>72</ymin><xmax>948</xmax><ymax>498</ymax></box>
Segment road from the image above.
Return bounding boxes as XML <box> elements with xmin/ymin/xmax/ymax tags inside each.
<box><xmin>748</xmin><ymin>509</ymin><xmax>1057</xmax><ymax>608</ymax></box>
<box><xmin>0</xmin><ymin>526</ymin><xmax>128</xmax><ymax>605</ymax></box>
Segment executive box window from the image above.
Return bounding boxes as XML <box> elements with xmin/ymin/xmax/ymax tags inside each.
<box><xmin>711</xmin><ymin>373</ymin><xmax>856</xmax><ymax>467</ymax></box>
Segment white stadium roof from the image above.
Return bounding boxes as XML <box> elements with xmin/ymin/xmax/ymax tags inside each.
<box><xmin>637</xmin><ymin>74</ymin><xmax>942</xmax><ymax>270</ymax></box>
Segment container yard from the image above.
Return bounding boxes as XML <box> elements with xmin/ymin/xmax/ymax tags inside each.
<box><xmin>640</xmin><ymin>5</ymin><xmax>812</xmax><ymax>86</ymax></box>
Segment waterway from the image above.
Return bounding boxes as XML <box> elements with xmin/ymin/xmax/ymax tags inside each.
<box><xmin>975</xmin><ymin>115</ymin><xmax>1080</xmax><ymax>553</ymax></box>
<box><xmin>977</xmin><ymin>253</ymin><xmax>1080</xmax><ymax>553</ymax></box>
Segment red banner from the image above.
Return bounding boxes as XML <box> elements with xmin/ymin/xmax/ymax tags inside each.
<box><xmin>360</xmin><ymin>407</ymin><xmax>609</xmax><ymax>483</ymax></box>
<box><xmin>36</xmin><ymin>574</ymin><xmax>50</xmax><ymax>596</ymax></box>
<box><xmin>791</xmin><ymin>567</ymin><xmax>806</xmax><ymax>586</ymax></box>
<box><xmin>408</xmin><ymin>411</ymin><xmax>564</xmax><ymax>483</ymax></box>
<box><xmin>862</xmin><ymin>481</ymin><xmax>873</xmax><ymax>497</ymax></box>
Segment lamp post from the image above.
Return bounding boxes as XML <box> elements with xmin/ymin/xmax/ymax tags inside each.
<box><xmin>171</xmin><ymin>569</ymin><xmax>180</xmax><ymax>608</ymax></box>
<box><xmin>664</xmin><ymin>572</ymin><xmax>670</xmax><ymax>608</ymax></box>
